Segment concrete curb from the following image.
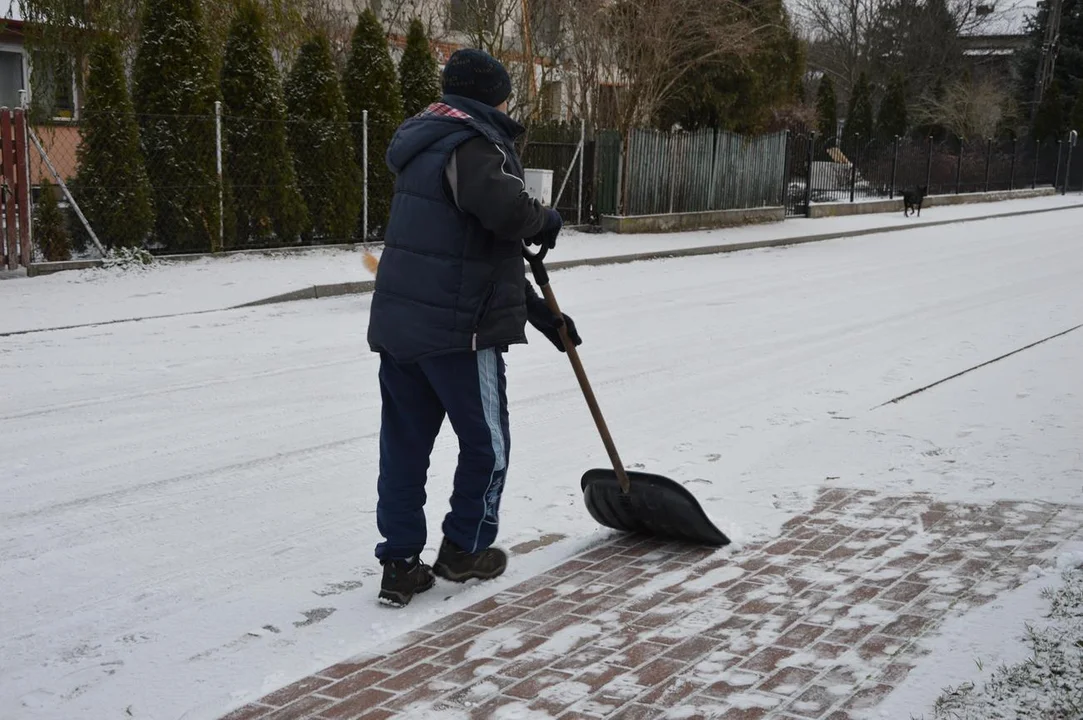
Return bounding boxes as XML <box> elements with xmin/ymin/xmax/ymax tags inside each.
<box><xmin>235</xmin><ymin>281</ymin><xmax>376</xmax><ymax>308</ymax></box>
<box><xmin>6</xmin><ymin>200</ymin><xmax>1080</xmax><ymax>338</ymax></box>
<box><xmin>600</xmin><ymin>206</ymin><xmax>785</xmax><ymax>233</ymax></box>
<box><xmin>807</xmin><ymin>187</ymin><xmax>1055</xmax><ymax>218</ymax></box>
<box><xmin>25</xmin><ymin>243</ymin><xmax>368</xmax><ymax>278</ymax></box>
<box><xmin>236</xmin><ymin>199</ymin><xmax>1083</xmax><ymax>309</ymax></box>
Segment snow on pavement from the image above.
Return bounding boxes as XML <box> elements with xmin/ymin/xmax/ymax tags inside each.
<box><xmin>2</xmin><ymin>208</ymin><xmax>1083</xmax><ymax>718</ymax></box>
<box><xmin>1</xmin><ymin>193</ymin><xmax>1080</xmax><ymax>336</ymax></box>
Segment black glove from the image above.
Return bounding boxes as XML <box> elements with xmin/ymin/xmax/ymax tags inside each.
<box><xmin>526</xmin><ymin>290</ymin><xmax>581</xmax><ymax>353</ymax></box>
<box><xmin>525</xmin><ymin>208</ymin><xmax>562</xmax><ymax>249</ymax></box>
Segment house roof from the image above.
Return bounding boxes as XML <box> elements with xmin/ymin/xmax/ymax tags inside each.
<box><xmin>967</xmin><ymin>0</ymin><xmax>1040</xmax><ymax>37</ymax></box>
<box><xmin>786</xmin><ymin>0</ymin><xmax>1040</xmax><ymax>40</ymax></box>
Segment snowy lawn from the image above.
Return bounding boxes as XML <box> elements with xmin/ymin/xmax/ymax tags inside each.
<box><xmin>928</xmin><ymin>562</ymin><xmax>1083</xmax><ymax>720</ymax></box>
<box><xmin>2</xmin><ymin>208</ymin><xmax>1082</xmax><ymax>719</ymax></box>
<box><xmin>875</xmin><ymin>551</ymin><xmax>1083</xmax><ymax>720</ymax></box>
<box><xmin>1</xmin><ymin>193</ymin><xmax>1080</xmax><ymax>336</ymax></box>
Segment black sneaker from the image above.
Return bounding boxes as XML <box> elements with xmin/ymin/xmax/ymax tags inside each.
<box><xmin>432</xmin><ymin>537</ymin><xmax>507</xmax><ymax>583</ymax></box>
<box><xmin>378</xmin><ymin>556</ymin><xmax>435</xmax><ymax>608</ymax></box>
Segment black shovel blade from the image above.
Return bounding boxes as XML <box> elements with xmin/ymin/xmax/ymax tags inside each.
<box><xmin>580</xmin><ymin>468</ymin><xmax>731</xmax><ymax>547</ymax></box>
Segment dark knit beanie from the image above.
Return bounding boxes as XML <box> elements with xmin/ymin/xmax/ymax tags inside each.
<box><xmin>441</xmin><ymin>48</ymin><xmax>513</xmax><ymax>107</ymax></box>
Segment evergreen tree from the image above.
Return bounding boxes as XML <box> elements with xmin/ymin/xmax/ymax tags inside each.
<box><xmin>816</xmin><ymin>76</ymin><xmax>838</xmax><ymax>142</ymax></box>
<box><xmin>35</xmin><ymin>178</ymin><xmax>73</xmax><ymax>261</ymax></box>
<box><xmin>1033</xmin><ymin>80</ymin><xmax>1066</xmax><ymax>142</ymax></box>
<box><xmin>876</xmin><ymin>72</ymin><xmax>909</xmax><ymax>142</ymax></box>
<box><xmin>73</xmin><ymin>33</ymin><xmax>154</xmax><ymax>249</ymax></box>
<box><xmin>845</xmin><ymin>72</ymin><xmax>875</xmax><ymax>142</ymax></box>
<box><xmin>917</xmin><ymin>76</ymin><xmax>949</xmax><ymax>142</ymax></box>
<box><xmin>343</xmin><ymin>9</ymin><xmax>404</xmax><ymax>238</ymax></box>
<box><xmin>871</xmin><ymin>0</ymin><xmax>961</xmax><ymax>94</ymax></box>
<box><xmin>1071</xmin><ymin>92</ymin><xmax>1083</xmax><ymax>134</ymax></box>
<box><xmin>285</xmin><ymin>33</ymin><xmax>363</xmax><ymax>243</ymax></box>
<box><xmin>653</xmin><ymin>0</ymin><xmax>805</xmax><ymax>133</ymax></box>
<box><xmin>132</xmin><ymin>0</ymin><xmax>222</xmax><ymax>252</ymax></box>
<box><xmin>1017</xmin><ymin>0</ymin><xmax>1082</xmax><ymax>135</ymax></box>
<box><xmin>221</xmin><ymin>0</ymin><xmax>308</xmax><ymax>247</ymax></box>
<box><xmin>399</xmin><ymin>17</ymin><xmax>440</xmax><ymax>117</ymax></box>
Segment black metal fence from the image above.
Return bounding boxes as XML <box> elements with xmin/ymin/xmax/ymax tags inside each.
<box><xmin>783</xmin><ymin>132</ymin><xmax>1083</xmax><ymax>217</ymax></box>
<box><xmin>518</xmin><ymin>123</ymin><xmax>591</xmax><ymax>225</ymax></box>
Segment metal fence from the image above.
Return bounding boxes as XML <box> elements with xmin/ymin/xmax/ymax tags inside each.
<box><xmin>25</xmin><ymin>107</ymin><xmax>1083</xmax><ymax>259</ymax></box>
<box><xmin>30</xmin><ymin>108</ymin><xmax>367</xmax><ymax>256</ymax></box>
<box><xmin>619</xmin><ymin>128</ymin><xmax>787</xmax><ymax>217</ymax></box>
<box><xmin>518</xmin><ymin>122</ymin><xmax>590</xmax><ymax>225</ymax></box>
<box><xmin>784</xmin><ymin>132</ymin><xmax>1083</xmax><ymax>217</ymax></box>
<box><xmin>520</xmin><ymin>125</ymin><xmax>788</xmax><ymax>223</ymax></box>
<box><xmin>0</xmin><ymin>108</ymin><xmax>32</xmax><ymax>270</ymax></box>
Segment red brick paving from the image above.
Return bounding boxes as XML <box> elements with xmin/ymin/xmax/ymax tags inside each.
<box><xmin>217</xmin><ymin>489</ymin><xmax>1083</xmax><ymax>719</ymax></box>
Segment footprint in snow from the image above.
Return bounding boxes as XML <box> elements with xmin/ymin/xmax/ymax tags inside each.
<box><xmin>313</xmin><ymin>579</ymin><xmax>364</xmax><ymax>597</ymax></box>
<box><xmin>706</xmin><ymin>453</ymin><xmax>721</xmax><ymax>463</ymax></box>
<box><xmin>293</xmin><ymin>608</ymin><xmax>335</xmax><ymax>628</ymax></box>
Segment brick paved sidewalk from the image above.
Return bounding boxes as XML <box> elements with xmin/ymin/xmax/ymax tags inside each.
<box><xmin>221</xmin><ymin>488</ymin><xmax>1083</xmax><ymax>720</ymax></box>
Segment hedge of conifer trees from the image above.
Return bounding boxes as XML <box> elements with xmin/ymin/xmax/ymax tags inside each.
<box><xmin>72</xmin><ymin>0</ymin><xmax>441</xmax><ymax>253</ymax></box>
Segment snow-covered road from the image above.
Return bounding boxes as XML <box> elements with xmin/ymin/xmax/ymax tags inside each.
<box><xmin>2</xmin><ymin>209</ymin><xmax>1082</xmax><ymax>719</ymax></box>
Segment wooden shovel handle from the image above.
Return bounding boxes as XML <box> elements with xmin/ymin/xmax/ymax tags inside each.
<box><xmin>525</xmin><ymin>244</ymin><xmax>631</xmax><ymax>493</ymax></box>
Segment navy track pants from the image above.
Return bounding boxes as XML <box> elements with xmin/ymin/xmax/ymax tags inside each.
<box><xmin>374</xmin><ymin>347</ymin><xmax>511</xmax><ymax>562</ymax></box>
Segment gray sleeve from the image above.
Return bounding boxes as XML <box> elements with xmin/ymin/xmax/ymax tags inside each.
<box><xmin>444</xmin><ymin>136</ymin><xmax>549</xmax><ymax>240</ymax></box>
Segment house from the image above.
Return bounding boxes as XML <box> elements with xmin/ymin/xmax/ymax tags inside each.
<box><xmin>960</xmin><ymin>0</ymin><xmax>1040</xmax><ymax>83</ymax></box>
<box><xmin>0</xmin><ymin>0</ymin><xmax>82</xmax><ymax>185</ymax></box>
<box><xmin>340</xmin><ymin>0</ymin><xmax>620</xmax><ymax>125</ymax></box>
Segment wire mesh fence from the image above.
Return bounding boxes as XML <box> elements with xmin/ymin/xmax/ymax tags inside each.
<box><xmin>24</xmin><ymin>109</ymin><xmax>1083</xmax><ymax>260</ymax></box>
<box><xmin>518</xmin><ymin>122</ymin><xmax>588</xmax><ymax>225</ymax></box>
<box><xmin>31</xmin><ymin>110</ymin><xmax>368</xmax><ymax>256</ymax></box>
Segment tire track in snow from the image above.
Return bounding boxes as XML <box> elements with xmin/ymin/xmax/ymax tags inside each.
<box><xmin>0</xmin><ymin>354</ymin><xmax>358</xmax><ymax>422</ymax></box>
<box><xmin>4</xmin><ymin>431</ymin><xmax>376</xmax><ymax>523</ymax></box>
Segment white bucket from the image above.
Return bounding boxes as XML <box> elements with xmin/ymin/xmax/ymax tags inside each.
<box><xmin>523</xmin><ymin>168</ymin><xmax>554</xmax><ymax>206</ymax></box>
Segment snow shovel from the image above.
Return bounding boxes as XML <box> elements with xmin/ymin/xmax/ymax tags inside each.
<box><xmin>523</xmin><ymin>243</ymin><xmax>731</xmax><ymax>547</ymax></box>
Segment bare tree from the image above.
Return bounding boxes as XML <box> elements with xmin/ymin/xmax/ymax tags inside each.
<box><xmin>916</xmin><ymin>73</ymin><xmax>1009</xmax><ymax>140</ymax></box>
<box><xmin>422</xmin><ymin>0</ymin><xmax>570</xmax><ymax>125</ymax></box>
<box><xmin>432</xmin><ymin>0</ymin><xmax>518</xmax><ymax>56</ymax></box>
<box><xmin>600</xmin><ymin>0</ymin><xmax>776</xmax><ymax>135</ymax></box>
<box><xmin>791</xmin><ymin>0</ymin><xmax>1016</xmax><ymax>101</ymax></box>
<box><xmin>791</xmin><ymin>0</ymin><xmax>881</xmax><ymax>95</ymax></box>
<box><xmin>366</xmin><ymin>0</ymin><xmax>445</xmax><ymax>44</ymax></box>
<box><xmin>557</xmin><ymin>0</ymin><xmax>609</xmax><ymax>125</ymax></box>
<box><xmin>516</xmin><ymin>0</ymin><xmax>573</xmax><ymax>123</ymax></box>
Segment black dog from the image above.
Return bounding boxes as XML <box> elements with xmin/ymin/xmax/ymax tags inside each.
<box><xmin>903</xmin><ymin>185</ymin><xmax>927</xmax><ymax>217</ymax></box>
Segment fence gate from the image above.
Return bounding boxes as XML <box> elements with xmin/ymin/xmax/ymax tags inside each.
<box><xmin>783</xmin><ymin>132</ymin><xmax>815</xmax><ymax>217</ymax></box>
<box><xmin>0</xmin><ymin>107</ymin><xmax>31</xmax><ymax>271</ymax></box>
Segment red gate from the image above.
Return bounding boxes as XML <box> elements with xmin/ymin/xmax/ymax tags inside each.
<box><xmin>1</xmin><ymin>107</ymin><xmax>31</xmax><ymax>271</ymax></box>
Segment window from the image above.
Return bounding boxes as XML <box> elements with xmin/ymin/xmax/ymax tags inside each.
<box><xmin>597</xmin><ymin>84</ymin><xmax>621</xmax><ymax>128</ymax></box>
<box><xmin>533</xmin><ymin>2</ymin><xmax>561</xmax><ymax>48</ymax></box>
<box><xmin>449</xmin><ymin>0</ymin><xmax>498</xmax><ymax>34</ymax></box>
<box><xmin>0</xmin><ymin>50</ymin><xmax>24</xmax><ymax>109</ymax></box>
<box><xmin>31</xmin><ymin>51</ymin><xmax>76</xmax><ymax>119</ymax></box>
<box><xmin>540</xmin><ymin>80</ymin><xmax>562</xmax><ymax>120</ymax></box>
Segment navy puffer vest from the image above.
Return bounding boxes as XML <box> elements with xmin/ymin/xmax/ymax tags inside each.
<box><xmin>367</xmin><ymin>95</ymin><xmax>529</xmax><ymax>362</ymax></box>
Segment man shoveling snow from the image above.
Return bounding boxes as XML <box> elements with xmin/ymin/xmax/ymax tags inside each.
<box><xmin>366</xmin><ymin>48</ymin><xmax>582</xmax><ymax>608</ymax></box>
